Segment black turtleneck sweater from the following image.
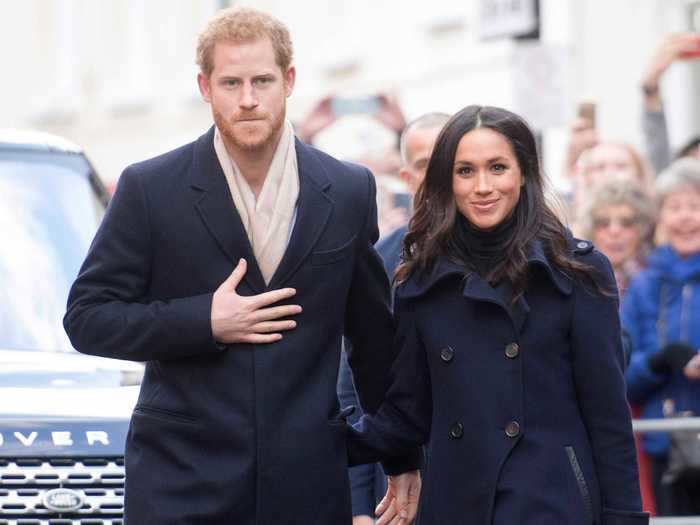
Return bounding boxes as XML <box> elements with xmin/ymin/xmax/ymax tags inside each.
<box><xmin>452</xmin><ymin>212</ymin><xmax>516</xmax><ymax>280</ymax></box>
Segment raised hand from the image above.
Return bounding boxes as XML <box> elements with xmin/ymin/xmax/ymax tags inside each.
<box><xmin>644</xmin><ymin>33</ymin><xmax>700</xmax><ymax>85</ymax></box>
<box><xmin>210</xmin><ymin>259</ymin><xmax>302</xmax><ymax>344</ymax></box>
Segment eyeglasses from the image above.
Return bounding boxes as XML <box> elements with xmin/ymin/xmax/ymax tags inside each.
<box><xmin>592</xmin><ymin>216</ymin><xmax>639</xmax><ymax>229</ymax></box>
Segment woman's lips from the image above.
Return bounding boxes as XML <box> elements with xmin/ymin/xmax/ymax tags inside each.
<box><xmin>472</xmin><ymin>199</ymin><xmax>499</xmax><ymax>212</ymax></box>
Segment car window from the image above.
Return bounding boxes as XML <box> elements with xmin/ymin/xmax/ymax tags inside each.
<box><xmin>0</xmin><ymin>153</ymin><xmax>103</xmax><ymax>352</ymax></box>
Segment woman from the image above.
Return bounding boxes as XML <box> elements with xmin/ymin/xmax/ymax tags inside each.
<box><xmin>577</xmin><ymin>181</ymin><xmax>655</xmax><ymax>296</ymax></box>
<box><xmin>563</xmin><ymin>125</ymin><xmax>653</xmax><ymax>223</ymax></box>
<box><xmin>582</xmin><ymin>142</ymin><xmax>652</xmax><ymax>188</ymax></box>
<box><xmin>622</xmin><ymin>157</ymin><xmax>700</xmax><ymax>516</ymax></box>
<box><xmin>351</xmin><ymin>106</ymin><xmax>648</xmax><ymax>525</ymax></box>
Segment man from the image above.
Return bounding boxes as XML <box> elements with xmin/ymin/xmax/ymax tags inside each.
<box><xmin>64</xmin><ymin>8</ymin><xmax>418</xmax><ymax>525</ymax></box>
<box><xmin>378</xmin><ymin>112</ymin><xmax>451</xmax><ymax>276</ymax></box>
<box><xmin>338</xmin><ymin>113</ymin><xmax>449</xmax><ymax>525</ymax></box>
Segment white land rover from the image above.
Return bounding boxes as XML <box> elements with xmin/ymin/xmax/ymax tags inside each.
<box><xmin>0</xmin><ymin>131</ymin><xmax>140</xmax><ymax>525</ymax></box>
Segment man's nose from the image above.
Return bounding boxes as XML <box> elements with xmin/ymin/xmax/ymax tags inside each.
<box><xmin>239</xmin><ymin>84</ymin><xmax>258</xmax><ymax>110</ymax></box>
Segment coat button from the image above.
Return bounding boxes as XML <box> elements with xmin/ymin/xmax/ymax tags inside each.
<box><xmin>440</xmin><ymin>346</ymin><xmax>454</xmax><ymax>363</ymax></box>
<box><xmin>505</xmin><ymin>343</ymin><xmax>520</xmax><ymax>359</ymax></box>
<box><xmin>449</xmin><ymin>422</ymin><xmax>464</xmax><ymax>439</ymax></box>
<box><xmin>505</xmin><ymin>421</ymin><xmax>521</xmax><ymax>438</ymax></box>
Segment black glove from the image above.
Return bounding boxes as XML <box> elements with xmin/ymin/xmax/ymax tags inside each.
<box><xmin>648</xmin><ymin>342</ymin><xmax>697</xmax><ymax>374</ymax></box>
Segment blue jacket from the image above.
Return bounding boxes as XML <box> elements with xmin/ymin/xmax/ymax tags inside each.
<box><xmin>64</xmin><ymin>128</ymin><xmax>415</xmax><ymax>525</ymax></box>
<box><xmin>621</xmin><ymin>245</ymin><xmax>700</xmax><ymax>457</ymax></box>
<box><xmin>377</xmin><ymin>224</ymin><xmax>408</xmax><ymax>282</ymax></box>
<box><xmin>350</xmin><ymin>239</ymin><xmax>647</xmax><ymax>525</ymax></box>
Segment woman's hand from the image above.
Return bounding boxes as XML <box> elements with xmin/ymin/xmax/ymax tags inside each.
<box><xmin>353</xmin><ymin>516</ymin><xmax>376</xmax><ymax>525</ymax></box>
<box><xmin>374</xmin><ymin>470</ymin><xmax>421</xmax><ymax>525</ymax></box>
<box><xmin>683</xmin><ymin>352</ymin><xmax>700</xmax><ymax>380</ymax></box>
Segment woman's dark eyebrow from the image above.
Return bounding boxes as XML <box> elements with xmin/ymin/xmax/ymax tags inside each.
<box><xmin>454</xmin><ymin>157</ymin><xmax>508</xmax><ymax>165</ymax></box>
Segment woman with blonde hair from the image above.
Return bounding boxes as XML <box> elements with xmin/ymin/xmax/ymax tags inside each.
<box><xmin>577</xmin><ymin>181</ymin><xmax>655</xmax><ymax>296</ymax></box>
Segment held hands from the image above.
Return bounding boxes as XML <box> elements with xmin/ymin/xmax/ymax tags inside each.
<box><xmin>375</xmin><ymin>470</ymin><xmax>421</xmax><ymax>525</ymax></box>
<box><xmin>210</xmin><ymin>259</ymin><xmax>302</xmax><ymax>344</ymax></box>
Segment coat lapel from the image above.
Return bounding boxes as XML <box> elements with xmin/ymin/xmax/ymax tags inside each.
<box><xmin>398</xmin><ymin>258</ymin><xmax>531</xmax><ymax>333</ymax></box>
<box><xmin>462</xmin><ymin>273</ymin><xmax>530</xmax><ymax>334</ymax></box>
<box><xmin>189</xmin><ymin>127</ymin><xmax>266</xmax><ymax>293</ymax></box>
<box><xmin>267</xmin><ymin>139</ymin><xmax>332</xmax><ymax>289</ymax></box>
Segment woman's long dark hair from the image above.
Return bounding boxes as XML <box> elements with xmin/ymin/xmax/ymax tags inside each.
<box><xmin>396</xmin><ymin>105</ymin><xmax>607</xmax><ymax>298</ymax></box>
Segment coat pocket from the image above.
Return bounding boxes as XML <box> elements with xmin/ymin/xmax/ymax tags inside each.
<box><xmin>311</xmin><ymin>235</ymin><xmax>356</xmax><ymax>266</ymax></box>
<box><xmin>565</xmin><ymin>446</ymin><xmax>594</xmax><ymax>524</ymax></box>
<box><xmin>133</xmin><ymin>404</ymin><xmax>198</xmax><ymax>426</ymax></box>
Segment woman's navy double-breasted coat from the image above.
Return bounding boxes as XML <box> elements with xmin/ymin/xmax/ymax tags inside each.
<box><xmin>350</xmin><ymin>238</ymin><xmax>648</xmax><ymax>525</ymax></box>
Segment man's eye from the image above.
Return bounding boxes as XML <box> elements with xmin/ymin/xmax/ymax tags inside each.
<box><xmin>223</xmin><ymin>79</ymin><xmax>239</xmax><ymax>87</ymax></box>
<box><xmin>254</xmin><ymin>77</ymin><xmax>272</xmax><ymax>85</ymax></box>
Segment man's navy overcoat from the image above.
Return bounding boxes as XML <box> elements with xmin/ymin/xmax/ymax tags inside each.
<box><xmin>64</xmin><ymin>127</ymin><xmax>407</xmax><ymax>524</ymax></box>
<box><xmin>351</xmin><ymin>240</ymin><xmax>649</xmax><ymax>525</ymax></box>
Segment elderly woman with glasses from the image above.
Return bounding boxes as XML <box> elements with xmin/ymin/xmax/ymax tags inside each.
<box><xmin>577</xmin><ymin>182</ymin><xmax>655</xmax><ymax>296</ymax></box>
<box><xmin>622</xmin><ymin>158</ymin><xmax>700</xmax><ymax>516</ymax></box>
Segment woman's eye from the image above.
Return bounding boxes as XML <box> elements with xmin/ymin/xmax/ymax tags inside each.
<box><xmin>492</xmin><ymin>164</ymin><xmax>506</xmax><ymax>173</ymax></box>
<box><xmin>456</xmin><ymin>166</ymin><xmax>472</xmax><ymax>176</ymax></box>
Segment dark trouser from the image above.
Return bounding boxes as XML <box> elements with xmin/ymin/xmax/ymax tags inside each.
<box><xmin>649</xmin><ymin>455</ymin><xmax>700</xmax><ymax>516</ymax></box>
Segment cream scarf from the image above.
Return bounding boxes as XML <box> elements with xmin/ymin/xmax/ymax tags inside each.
<box><xmin>214</xmin><ymin>120</ymin><xmax>299</xmax><ymax>284</ymax></box>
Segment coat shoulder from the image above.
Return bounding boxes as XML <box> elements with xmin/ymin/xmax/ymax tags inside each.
<box><xmin>568</xmin><ymin>237</ymin><xmax>610</xmax><ymax>272</ymax></box>
<box><xmin>122</xmin><ymin>139</ymin><xmax>196</xmax><ymax>185</ymax></box>
<box><xmin>301</xmin><ymin>142</ymin><xmax>372</xmax><ymax>191</ymax></box>
<box><xmin>570</xmin><ymin>237</ymin><xmax>594</xmax><ymax>256</ymax></box>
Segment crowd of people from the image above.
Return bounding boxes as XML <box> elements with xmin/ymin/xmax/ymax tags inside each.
<box><xmin>292</xmin><ymin>31</ymin><xmax>700</xmax><ymax>522</ymax></box>
<box><xmin>68</xmin><ymin>6</ymin><xmax>699</xmax><ymax>524</ymax></box>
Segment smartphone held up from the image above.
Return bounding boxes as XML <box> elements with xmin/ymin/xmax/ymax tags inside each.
<box><xmin>330</xmin><ymin>96</ymin><xmax>382</xmax><ymax>116</ymax></box>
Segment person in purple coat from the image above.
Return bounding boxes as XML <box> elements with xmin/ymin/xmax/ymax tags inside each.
<box><xmin>351</xmin><ymin>105</ymin><xmax>649</xmax><ymax>525</ymax></box>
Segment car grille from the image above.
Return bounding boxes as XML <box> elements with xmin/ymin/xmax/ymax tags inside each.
<box><xmin>0</xmin><ymin>457</ymin><xmax>124</xmax><ymax>525</ymax></box>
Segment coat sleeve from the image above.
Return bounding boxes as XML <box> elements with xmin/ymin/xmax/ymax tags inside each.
<box><xmin>343</xmin><ymin>169</ymin><xmax>423</xmax><ymax>475</ymax></box>
<box><xmin>63</xmin><ymin>166</ymin><xmax>221</xmax><ymax>361</ymax></box>
<box><xmin>348</xmin><ymin>294</ymin><xmax>430</xmax><ymax>475</ymax></box>
<box><xmin>571</xmin><ymin>252</ymin><xmax>648</xmax><ymax>524</ymax></box>
<box><xmin>620</xmin><ymin>278</ymin><xmax>667</xmax><ymax>404</ymax></box>
<box><xmin>343</xmin><ymin>169</ymin><xmax>397</xmax><ymax>415</ymax></box>
<box><xmin>642</xmin><ymin>107</ymin><xmax>671</xmax><ymax>176</ymax></box>
<box><xmin>338</xmin><ymin>348</ymin><xmax>384</xmax><ymax>518</ymax></box>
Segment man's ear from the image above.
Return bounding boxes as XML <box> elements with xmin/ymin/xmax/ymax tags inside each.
<box><xmin>197</xmin><ymin>72</ymin><xmax>212</xmax><ymax>103</ymax></box>
<box><xmin>284</xmin><ymin>66</ymin><xmax>296</xmax><ymax>97</ymax></box>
